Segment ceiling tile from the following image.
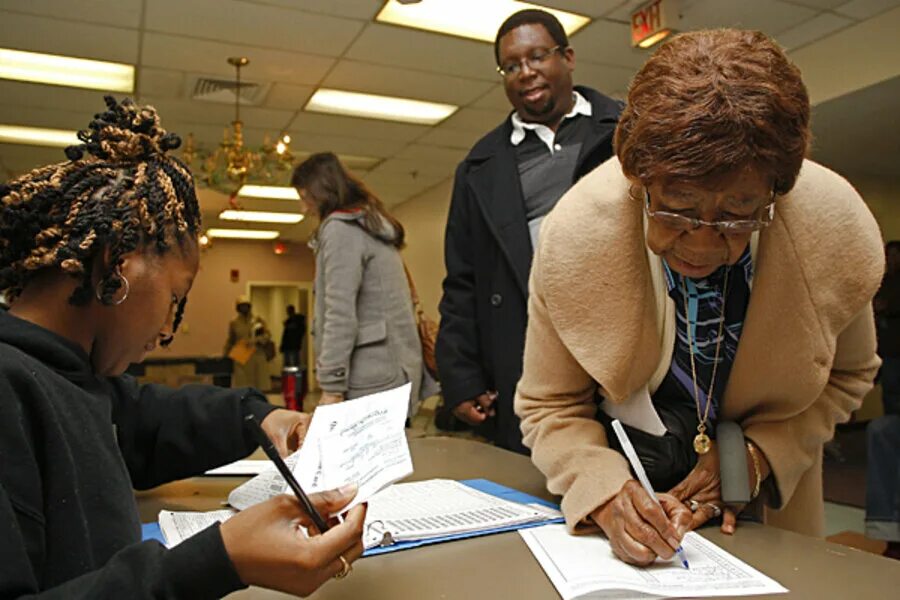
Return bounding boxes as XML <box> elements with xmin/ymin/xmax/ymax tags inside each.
<box><xmin>538</xmin><ymin>0</ymin><xmax>631</xmax><ymax>18</ymax></box>
<box><xmin>141</xmin><ymin>96</ymin><xmax>294</xmax><ymax>130</ymax></box>
<box><xmin>472</xmin><ymin>85</ymin><xmax>513</xmax><ymax>110</ymax></box>
<box><xmin>137</xmin><ymin>68</ymin><xmax>185</xmax><ymax>100</ymax></box>
<box><xmin>777</xmin><ymin>12</ymin><xmax>855</xmax><ymax>49</ymax></box>
<box><xmin>835</xmin><ymin>0</ymin><xmax>900</xmax><ymax>19</ymax></box>
<box><xmin>289</xmin><ymin>112</ymin><xmax>428</xmax><ymax>143</ymax></box>
<box><xmin>322</xmin><ymin>60</ymin><xmax>495</xmax><ymax>106</ymax></box>
<box><xmin>344</xmin><ymin>23</ymin><xmax>498</xmax><ymax>82</ymax></box>
<box><xmin>145</xmin><ymin>0</ymin><xmax>364</xmax><ymax>56</ymax></box>
<box><xmin>140</xmin><ymin>33</ymin><xmax>335</xmax><ymax>85</ymax></box>
<box><xmin>264</xmin><ymin>83</ymin><xmax>315</xmax><ymax>110</ymax></box>
<box><xmin>781</xmin><ymin>0</ymin><xmax>850</xmax><ymax>8</ymax></box>
<box><xmin>394</xmin><ymin>144</ymin><xmax>468</xmax><ymax>164</ymax></box>
<box><xmin>244</xmin><ymin>0</ymin><xmax>380</xmax><ymax>20</ymax></box>
<box><xmin>367</xmin><ymin>157</ymin><xmax>462</xmax><ymax>179</ymax></box>
<box><xmin>0</xmin><ymin>103</ymin><xmax>94</xmax><ymax>129</ymax></box>
<box><xmin>570</xmin><ymin>19</ymin><xmax>650</xmax><ymax>69</ymax></box>
<box><xmin>681</xmin><ymin>0</ymin><xmax>818</xmax><ymax>35</ymax></box>
<box><xmin>0</xmin><ymin>0</ymin><xmax>142</xmax><ymax>28</ymax></box>
<box><xmin>438</xmin><ymin>107</ymin><xmax>510</xmax><ymax>133</ymax></box>
<box><xmin>575</xmin><ymin>62</ymin><xmax>637</xmax><ymax>97</ymax></box>
<box><xmin>416</xmin><ymin>127</ymin><xmax>482</xmax><ymax>150</ymax></box>
<box><xmin>0</xmin><ymin>11</ymin><xmax>139</xmax><ymax>63</ymax></box>
<box><xmin>279</xmin><ymin>131</ymin><xmax>407</xmax><ymax>158</ymax></box>
<box><xmin>0</xmin><ymin>80</ymin><xmax>115</xmax><ymax>115</ymax></box>
<box><xmin>0</xmin><ymin>143</ymin><xmax>71</xmax><ymax>180</ymax></box>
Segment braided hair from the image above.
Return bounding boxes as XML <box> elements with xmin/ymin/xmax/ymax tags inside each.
<box><xmin>0</xmin><ymin>95</ymin><xmax>200</xmax><ymax>342</ymax></box>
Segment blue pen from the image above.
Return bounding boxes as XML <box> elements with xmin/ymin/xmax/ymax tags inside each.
<box><xmin>611</xmin><ymin>419</ymin><xmax>690</xmax><ymax>569</ymax></box>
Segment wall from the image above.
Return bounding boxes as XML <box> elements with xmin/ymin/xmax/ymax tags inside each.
<box><xmin>393</xmin><ymin>178</ymin><xmax>454</xmax><ymax>320</ymax></box>
<box><xmin>147</xmin><ymin>238</ymin><xmax>315</xmax><ymax>358</ymax></box>
<box><xmin>845</xmin><ymin>172</ymin><xmax>900</xmax><ymax>242</ymax></box>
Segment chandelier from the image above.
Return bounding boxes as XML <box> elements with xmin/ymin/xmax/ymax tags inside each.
<box><xmin>182</xmin><ymin>57</ymin><xmax>293</xmax><ymax>196</ymax></box>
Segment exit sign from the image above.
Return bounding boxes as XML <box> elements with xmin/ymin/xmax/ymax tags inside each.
<box><xmin>631</xmin><ymin>0</ymin><xmax>680</xmax><ymax>48</ymax></box>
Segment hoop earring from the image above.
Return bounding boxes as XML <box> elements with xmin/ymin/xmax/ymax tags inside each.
<box><xmin>95</xmin><ymin>274</ymin><xmax>130</xmax><ymax>306</ymax></box>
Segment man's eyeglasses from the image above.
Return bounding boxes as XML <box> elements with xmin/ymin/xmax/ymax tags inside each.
<box><xmin>497</xmin><ymin>46</ymin><xmax>564</xmax><ymax>78</ymax></box>
<box><xmin>644</xmin><ymin>189</ymin><xmax>776</xmax><ymax>235</ymax></box>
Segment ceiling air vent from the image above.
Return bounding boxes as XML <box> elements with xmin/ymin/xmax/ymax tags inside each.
<box><xmin>186</xmin><ymin>75</ymin><xmax>271</xmax><ymax>106</ymax></box>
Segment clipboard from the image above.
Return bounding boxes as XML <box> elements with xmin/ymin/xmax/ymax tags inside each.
<box><xmin>227</xmin><ymin>340</ymin><xmax>255</xmax><ymax>365</ymax></box>
<box><xmin>362</xmin><ymin>479</ymin><xmax>564</xmax><ymax>557</ymax></box>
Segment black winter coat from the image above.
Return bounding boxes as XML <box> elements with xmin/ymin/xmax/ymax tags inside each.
<box><xmin>436</xmin><ymin>86</ymin><xmax>622</xmax><ymax>453</ymax></box>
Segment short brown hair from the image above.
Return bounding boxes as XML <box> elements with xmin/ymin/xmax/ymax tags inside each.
<box><xmin>615</xmin><ymin>29</ymin><xmax>810</xmax><ymax>195</ymax></box>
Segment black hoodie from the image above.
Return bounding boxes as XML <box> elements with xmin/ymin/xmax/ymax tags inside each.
<box><xmin>0</xmin><ymin>310</ymin><xmax>275</xmax><ymax>598</ymax></box>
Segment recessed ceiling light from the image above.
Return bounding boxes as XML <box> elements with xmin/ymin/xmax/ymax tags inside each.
<box><xmin>0</xmin><ymin>48</ymin><xmax>134</xmax><ymax>92</ymax></box>
<box><xmin>207</xmin><ymin>228</ymin><xmax>280</xmax><ymax>240</ymax></box>
<box><xmin>305</xmin><ymin>89</ymin><xmax>457</xmax><ymax>125</ymax></box>
<box><xmin>236</xmin><ymin>185</ymin><xmax>300</xmax><ymax>200</ymax></box>
<box><xmin>376</xmin><ymin>0</ymin><xmax>590</xmax><ymax>43</ymax></box>
<box><xmin>218</xmin><ymin>210</ymin><xmax>304</xmax><ymax>224</ymax></box>
<box><xmin>0</xmin><ymin>124</ymin><xmax>79</xmax><ymax>147</ymax></box>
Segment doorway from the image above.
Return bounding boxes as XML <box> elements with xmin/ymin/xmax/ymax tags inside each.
<box><xmin>247</xmin><ymin>281</ymin><xmax>317</xmax><ymax>392</ymax></box>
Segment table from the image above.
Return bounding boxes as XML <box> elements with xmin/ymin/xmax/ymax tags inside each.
<box><xmin>135</xmin><ymin>437</ymin><xmax>900</xmax><ymax>599</ymax></box>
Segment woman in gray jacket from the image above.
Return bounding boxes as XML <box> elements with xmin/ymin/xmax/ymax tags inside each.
<box><xmin>292</xmin><ymin>153</ymin><xmax>436</xmax><ymax>417</ymax></box>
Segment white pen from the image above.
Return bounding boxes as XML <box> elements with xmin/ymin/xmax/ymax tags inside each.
<box><xmin>611</xmin><ymin>419</ymin><xmax>690</xmax><ymax>569</ymax></box>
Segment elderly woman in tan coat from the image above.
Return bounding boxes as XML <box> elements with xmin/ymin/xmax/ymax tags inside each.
<box><xmin>515</xmin><ymin>29</ymin><xmax>883</xmax><ymax>566</ymax></box>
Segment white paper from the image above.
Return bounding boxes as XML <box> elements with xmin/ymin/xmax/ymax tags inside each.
<box><xmin>158</xmin><ymin>509</ymin><xmax>237</xmax><ymax>547</ymax></box>
<box><xmin>363</xmin><ymin>479</ymin><xmax>558</xmax><ymax>549</ymax></box>
<box><xmin>294</xmin><ymin>383</ymin><xmax>413</xmax><ymax>514</ymax></box>
<box><xmin>599</xmin><ymin>385</ymin><xmax>667</xmax><ymax>436</ymax></box>
<box><xmin>228</xmin><ymin>383</ymin><xmax>413</xmax><ymax>514</ymax></box>
<box><xmin>520</xmin><ymin>524</ymin><xmax>787</xmax><ymax>600</ymax></box>
<box><xmin>203</xmin><ymin>460</ymin><xmax>274</xmax><ymax>476</ymax></box>
<box><xmin>227</xmin><ymin>450</ymin><xmax>302</xmax><ymax>510</ymax></box>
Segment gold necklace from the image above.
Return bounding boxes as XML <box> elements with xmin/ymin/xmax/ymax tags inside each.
<box><xmin>680</xmin><ymin>268</ymin><xmax>729</xmax><ymax>454</ymax></box>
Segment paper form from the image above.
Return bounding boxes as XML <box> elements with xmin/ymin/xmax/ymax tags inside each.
<box><xmin>520</xmin><ymin>524</ymin><xmax>787</xmax><ymax>599</ymax></box>
<box><xmin>158</xmin><ymin>509</ymin><xmax>237</xmax><ymax>547</ymax></box>
<box><xmin>363</xmin><ymin>479</ymin><xmax>561</xmax><ymax>549</ymax></box>
<box><xmin>228</xmin><ymin>383</ymin><xmax>413</xmax><ymax>514</ymax></box>
<box><xmin>203</xmin><ymin>460</ymin><xmax>273</xmax><ymax>476</ymax></box>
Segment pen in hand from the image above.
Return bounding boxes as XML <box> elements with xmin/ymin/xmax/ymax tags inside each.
<box><xmin>243</xmin><ymin>414</ymin><xmax>330</xmax><ymax>533</ymax></box>
<box><xmin>611</xmin><ymin>419</ymin><xmax>690</xmax><ymax>569</ymax></box>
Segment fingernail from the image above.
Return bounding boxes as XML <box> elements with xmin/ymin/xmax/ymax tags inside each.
<box><xmin>668</xmin><ymin>537</ymin><xmax>680</xmax><ymax>549</ymax></box>
<box><xmin>338</xmin><ymin>483</ymin><xmax>358</xmax><ymax>495</ymax></box>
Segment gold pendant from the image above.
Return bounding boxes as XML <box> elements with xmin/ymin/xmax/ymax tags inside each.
<box><xmin>693</xmin><ymin>433</ymin><xmax>711</xmax><ymax>454</ymax></box>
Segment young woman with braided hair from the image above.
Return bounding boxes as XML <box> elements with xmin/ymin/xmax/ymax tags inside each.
<box><xmin>0</xmin><ymin>96</ymin><xmax>365</xmax><ymax>598</ymax></box>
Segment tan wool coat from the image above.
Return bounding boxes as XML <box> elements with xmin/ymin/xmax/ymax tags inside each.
<box><xmin>515</xmin><ymin>158</ymin><xmax>884</xmax><ymax>537</ymax></box>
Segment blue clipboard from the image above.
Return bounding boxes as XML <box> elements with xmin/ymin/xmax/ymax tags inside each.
<box><xmin>362</xmin><ymin>478</ymin><xmax>564</xmax><ymax>557</ymax></box>
<box><xmin>141</xmin><ymin>478</ymin><xmax>564</xmax><ymax>554</ymax></box>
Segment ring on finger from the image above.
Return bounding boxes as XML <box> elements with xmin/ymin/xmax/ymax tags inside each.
<box><xmin>704</xmin><ymin>503</ymin><xmax>723</xmax><ymax>518</ymax></box>
<box><xmin>333</xmin><ymin>554</ymin><xmax>351</xmax><ymax>580</ymax></box>
<box><xmin>686</xmin><ymin>499</ymin><xmax>700</xmax><ymax>512</ymax></box>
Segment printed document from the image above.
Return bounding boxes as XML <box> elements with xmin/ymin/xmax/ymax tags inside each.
<box><xmin>158</xmin><ymin>509</ymin><xmax>236</xmax><ymax>547</ymax></box>
<box><xmin>363</xmin><ymin>479</ymin><xmax>561</xmax><ymax>549</ymax></box>
<box><xmin>520</xmin><ymin>524</ymin><xmax>787</xmax><ymax>599</ymax></box>
<box><xmin>229</xmin><ymin>383</ymin><xmax>413</xmax><ymax>513</ymax></box>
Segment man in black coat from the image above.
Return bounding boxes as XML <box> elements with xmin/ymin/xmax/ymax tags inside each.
<box><xmin>436</xmin><ymin>9</ymin><xmax>622</xmax><ymax>453</ymax></box>
<box><xmin>280</xmin><ymin>304</ymin><xmax>306</xmax><ymax>368</ymax></box>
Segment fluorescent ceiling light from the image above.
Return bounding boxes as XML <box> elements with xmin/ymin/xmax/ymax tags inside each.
<box><xmin>637</xmin><ymin>29</ymin><xmax>673</xmax><ymax>49</ymax></box>
<box><xmin>0</xmin><ymin>124</ymin><xmax>79</xmax><ymax>147</ymax></box>
<box><xmin>218</xmin><ymin>209</ymin><xmax>304</xmax><ymax>224</ymax></box>
<box><xmin>376</xmin><ymin>0</ymin><xmax>590</xmax><ymax>43</ymax></box>
<box><xmin>207</xmin><ymin>228</ymin><xmax>280</xmax><ymax>240</ymax></box>
<box><xmin>236</xmin><ymin>185</ymin><xmax>300</xmax><ymax>200</ymax></box>
<box><xmin>0</xmin><ymin>48</ymin><xmax>134</xmax><ymax>92</ymax></box>
<box><xmin>306</xmin><ymin>89</ymin><xmax>457</xmax><ymax>125</ymax></box>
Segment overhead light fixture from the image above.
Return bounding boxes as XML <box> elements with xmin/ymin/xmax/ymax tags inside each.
<box><xmin>0</xmin><ymin>48</ymin><xmax>134</xmax><ymax>92</ymax></box>
<box><xmin>182</xmin><ymin>57</ymin><xmax>294</xmax><ymax>195</ymax></box>
<box><xmin>376</xmin><ymin>0</ymin><xmax>590</xmax><ymax>43</ymax></box>
<box><xmin>0</xmin><ymin>124</ymin><xmax>79</xmax><ymax>148</ymax></box>
<box><xmin>218</xmin><ymin>209</ymin><xmax>304</xmax><ymax>224</ymax></box>
<box><xmin>305</xmin><ymin>89</ymin><xmax>457</xmax><ymax>125</ymax></box>
<box><xmin>207</xmin><ymin>228</ymin><xmax>280</xmax><ymax>240</ymax></box>
<box><xmin>237</xmin><ymin>185</ymin><xmax>300</xmax><ymax>200</ymax></box>
<box><xmin>636</xmin><ymin>29</ymin><xmax>673</xmax><ymax>48</ymax></box>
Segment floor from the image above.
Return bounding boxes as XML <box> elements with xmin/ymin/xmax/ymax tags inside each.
<box><xmin>267</xmin><ymin>389</ymin><xmax>885</xmax><ymax>557</ymax></box>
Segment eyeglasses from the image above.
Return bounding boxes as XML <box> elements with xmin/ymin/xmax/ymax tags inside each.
<box><xmin>497</xmin><ymin>46</ymin><xmax>564</xmax><ymax>78</ymax></box>
<box><xmin>644</xmin><ymin>189</ymin><xmax>776</xmax><ymax>235</ymax></box>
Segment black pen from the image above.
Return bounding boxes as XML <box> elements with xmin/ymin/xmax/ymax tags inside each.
<box><xmin>243</xmin><ymin>414</ymin><xmax>330</xmax><ymax>533</ymax></box>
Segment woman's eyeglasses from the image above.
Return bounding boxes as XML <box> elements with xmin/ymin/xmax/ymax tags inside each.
<box><xmin>644</xmin><ymin>189</ymin><xmax>776</xmax><ymax>235</ymax></box>
<box><xmin>497</xmin><ymin>46</ymin><xmax>564</xmax><ymax>78</ymax></box>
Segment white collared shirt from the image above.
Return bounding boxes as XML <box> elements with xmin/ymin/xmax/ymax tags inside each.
<box><xmin>509</xmin><ymin>91</ymin><xmax>592</xmax><ymax>153</ymax></box>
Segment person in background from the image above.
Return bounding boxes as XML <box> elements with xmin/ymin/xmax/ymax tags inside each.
<box><xmin>865</xmin><ymin>240</ymin><xmax>900</xmax><ymax>559</ymax></box>
<box><xmin>515</xmin><ymin>29</ymin><xmax>883</xmax><ymax>566</ymax></box>
<box><xmin>436</xmin><ymin>8</ymin><xmax>622</xmax><ymax>453</ymax></box>
<box><xmin>291</xmin><ymin>152</ymin><xmax>437</xmax><ymax>418</ymax></box>
<box><xmin>0</xmin><ymin>96</ymin><xmax>364</xmax><ymax>598</ymax></box>
<box><xmin>281</xmin><ymin>304</ymin><xmax>306</xmax><ymax>368</ymax></box>
<box><xmin>225</xmin><ymin>295</ymin><xmax>272</xmax><ymax>390</ymax></box>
